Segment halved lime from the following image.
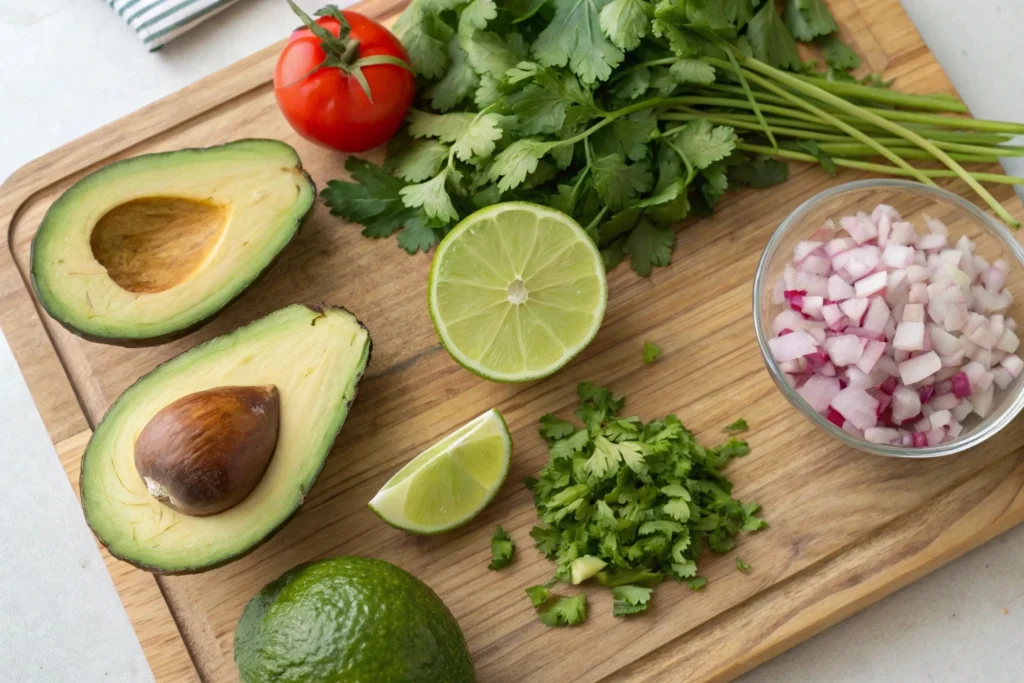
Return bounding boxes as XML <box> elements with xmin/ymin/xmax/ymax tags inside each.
<box><xmin>428</xmin><ymin>202</ymin><xmax>608</xmax><ymax>383</ymax></box>
<box><xmin>368</xmin><ymin>409</ymin><xmax>511</xmax><ymax>534</ymax></box>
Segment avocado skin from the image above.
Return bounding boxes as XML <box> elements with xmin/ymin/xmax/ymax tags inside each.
<box><xmin>234</xmin><ymin>556</ymin><xmax>475</xmax><ymax>683</ymax></box>
<box><xmin>79</xmin><ymin>304</ymin><xmax>372</xmax><ymax>575</ymax></box>
<box><xmin>29</xmin><ymin>139</ymin><xmax>317</xmax><ymax>347</ymax></box>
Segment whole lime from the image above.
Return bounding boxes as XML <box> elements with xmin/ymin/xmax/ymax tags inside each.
<box><xmin>234</xmin><ymin>556</ymin><xmax>475</xmax><ymax>682</ymax></box>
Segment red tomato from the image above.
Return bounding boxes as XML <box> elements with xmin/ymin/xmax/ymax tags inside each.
<box><xmin>274</xmin><ymin>12</ymin><xmax>415</xmax><ymax>153</ymax></box>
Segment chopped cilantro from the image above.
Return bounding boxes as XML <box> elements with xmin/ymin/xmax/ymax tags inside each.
<box><xmin>525</xmin><ymin>383</ymin><xmax>764</xmax><ymax>620</ymax></box>
<box><xmin>687</xmin><ymin>577</ymin><xmax>708</xmax><ymax>591</ymax></box>
<box><xmin>537</xmin><ymin>594</ymin><xmax>588</xmax><ymax>627</ymax></box>
<box><xmin>488</xmin><ymin>525</ymin><xmax>516</xmax><ymax>570</ymax></box>
<box><xmin>736</xmin><ymin>557</ymin><xmax>752</xmax><ymax>573</ymax></box>
<box><xmin>642</xmin><ymin>341</ymin><xmax>662</xmax><ymax>365</ymax></box>
<box><xmin>725</xmin><ymin>418</ymin><xmax>749</xmax><ymax>434</ymax></box>
<box><xmin>612</xmin><ymin>584</ymin><xmax>653</xmax><ymax>616</ymax></box>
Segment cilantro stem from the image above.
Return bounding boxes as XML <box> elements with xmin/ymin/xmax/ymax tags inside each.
<box><xmin>663</xmin><ymin>111</ymin><xmax>1021</xmax><ymax>160</ymax></box>
<box><xmin>816</xmin><ymin>143</ymin><xmax>1013</xmax><ymax>163</ymax></box>
<box><xmin>734</xmin><ymin>56</ymin><xmax>1020</xmax><ymax>228</ymax></box>
<box><xmin>664</xmin><ymin>140</ymin><xmax>696</xmax><ymax>185</ymax></box>
<box><xmin>737</xmin><ymin>143</ymin><xmax>1024</xmax><ymax>184</ymax></box>
<box><xmin>699</xmin><ymin>84</ymin><xmax>1024</xmax><ymax>136</ymax></box>
<box><xmin>663</xmin><ymin>111</ymin><xmax>852</xmax><ymax>142</ymax></box>
<box><xmin>789</xmin><ymin>74</ymin><xmax>968</xmax><ymax>113</ymax></box>
<box><xmin>699</xmin><ymin>60</ymin><xmax>936</xmax><ymax>187</ymax></box>
<box><xmin>585</xmin><ymin>206</ymin><xmax>609</xmax><ymax>236</ymax></box>
<box><xmin>724</xmin><ymin>49</ymin><xmax>776</xmax><ymax>150</ymax></box>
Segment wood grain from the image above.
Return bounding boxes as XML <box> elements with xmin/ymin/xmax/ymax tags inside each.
<box><xmin>2</xmin><ymin>0</ymin><xmax>1023</xmax><ymax>681</ymax></box>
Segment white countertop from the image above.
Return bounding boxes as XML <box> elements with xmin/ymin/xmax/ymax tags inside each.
<box><xmin>0</xmin><ymin>1</ymin><xmax>1021</xmax><ymax>681</ymax></box>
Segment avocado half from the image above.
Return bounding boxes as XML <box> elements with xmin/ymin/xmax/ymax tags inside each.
<box><xmin>81</xmin><ymin>304</ymin><xmax>372</xmax><ymax>574</ymax></box>
<box><xmin>31</xmin><ymin>139</ymin><xmax>316</xmax><ymax>344</ymax></box>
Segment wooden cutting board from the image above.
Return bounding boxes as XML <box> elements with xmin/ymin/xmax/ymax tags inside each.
<box><xmin>3</xmin><ymin>0</ymin><xmax>1023</xmax><ymax>681</ymax></box>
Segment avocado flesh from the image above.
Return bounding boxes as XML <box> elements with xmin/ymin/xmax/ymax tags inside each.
<box><xmin>31</xmin><ymin>139</ymin><xmax>315</xmax><ymax>341</ymax></box>
<box><xmin>81</xmin><ymin>304</ymin><xmax>371</xmax><ymax>573</ymax></box>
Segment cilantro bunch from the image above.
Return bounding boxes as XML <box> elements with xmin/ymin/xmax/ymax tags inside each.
<box><xmin>322</xmin><ymin>0</ymin><xmax>1024</xmax><ymax>275</ymax></box>
<box><xmin>523</xmin><ymin>383</ymin><xmax>765</xmax><ymax>624</ymax></box>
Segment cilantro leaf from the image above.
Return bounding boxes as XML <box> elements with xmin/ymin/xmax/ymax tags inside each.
<box><xmin>463</xmin><ymin>30</ymin><xmax>524</xmax><ymax>79</ymax></box>
<box><xmin>675</xmin><ymin>119</ymin><xmax>737</xmax><ymax>170</ymax></box>
<box><xmin>592</xmin><ymin>154</ymin><xmax>653</xmax><ymax>210</ymax></box>
<box><xmin>399</xmin><ymin>171</ymin><xmax>459</xmax><ymax>224</ymax></box>
<box><xmin>651</xmin><ymin>17</ymin><xmax>699</xmax><ymax>58</ymax></box>
<box><xmin>532</xmin><ymin>0</ymin><xmax>624</xmax><ymax>84</ymax></box>
<box><xmin>394</xmin><ymin>1</ymin><xmax>459</xmax><ymax>78</ymax></box>
<box><xmin>549</xmin><ymin>429</ymin><xmax>591</xmax><ymax>459</ymax></box>
<box><xmin>819</xmin><ymin>34</ymin><xmax>861</xmax><ymax>70</ymax></box>
<box><xmin>729</xmin><ymin>156</ymin><xmax>789</xmax><ymax>187</ymax></box>
<box><xmin>540</xmin><ymin>414</ymin><xmax>577</xmax><ymax>440</ymax></box>
<box><xmin>663</xmin><ymin>497</ymin><xmax>691</xmax><ymax>522</ymax></box>
<box><xmin>511</xmin><ymin>84</ymin><xmax>573</xmax><ymax>135</ymax></box>
<box><xmin>615</xmin><ymin>65</ymin><xmax>651</xmax><ymax>100</ymax></box>
<box><xmin>408</xmin><ymin>110</ymin><xmax>476</xmax><ymax>141</ymax></box>
<box><xmin>426</xmin><ymin>36</ymin><xmax>478</xmax><ymax>111</ymax></box>
<box><xmin>611</xmin><ymin>584</ymin><xmax>652</xmax><ymax>616</ymax></box>
<box><xmin>452</xmin><ymin>113</ymin><xmax>506</xmax><ymax>161</ymax></box>
<box><xmin>797</xmin><ymin>140</ymin><xmax>837</xmax><ymax>175</ymax></box>
<box><xmin>386</xmin><ymin>139</ymin><xmax>450</xmax><ymax>182</ymax></box>
<box><xmin>530</xmin><ymin>525</ymin><xmax>562</xmax><ymax>556</ymax></box>
<box><xmin>599</xmin><ymin>0</ymin><xmax>652</xmax><ymax>51</ymax></box>
<box><xmin>475</xmin><ymin>74</ymin><xmax>502</xmax><ymax>107</ymax></box>
<box><xmin>700</xmin><ymin>161</ymin><xmax>729</xmax><ymax>208</ymax></box>
<box><xmin>736</xmin><ymin>556</ymin><xmax>752</xmax><ymax>573</ymax></box>
<box><xmin>320</xmin><ymin>158</ymin><xmax>419</xmax><ymax>239</ymax></box>
<box><xmin>747</xmin><ymin>0</ymin><xmax>801</xmax><ymax>70</ymax></box>
<box><xmin>623</xmin><ymin>219</ymin><xmax>674</xmax><ymax>276</ymax></box>
<box><xmin>586</xmin><ymin>436</ymin><xmax>624</xmax><ymax>480</ymax></box>
<box><xmin>687</xmin><ymin>577</ymin><xmax>708</xmax><ymax>591</ymax></box>
<box><xmin>526</xmin><ymin>584</ymin><xmax>553</xmax><ymax>607</ymax></box>
<box><xmin>396</xmin><ymin>216</ymin><xmax>442</xmax><ymax>254</ymax></box>
<box><xmin>783</xmin><ymin>0</ymin><xmax>838</xmax><ymax>42</ymax></box>
<box><xmin>537</xmin><ymin>594</ymin><xmax>587</xmax><ymax>627</ymax></box>
<box><xmin>488</xmin><ymin>139</ymin><xmax>550</xmax><ymax>192</ymax></box>
<box><xmin>642</xmin><ymin>340</ymin><xmax>662</xmax><ymax>364</ymax></box>
<box><xmin>721</xmin><ymin>0</ymin><xmax>755</xmax><ymax>28</ymax></box>
<box><xmin>488</xmin><ymin>525</ymin><xmax>516</xmax><ymax>570</ymax></box>
<box><xmin>725</xmin><ymin>418</ymin><xmax>749</xmax><ymax>434</ymax></box>
<box><xmin>669</xmin><ymin>59</ymin><xmax>716</xmax><ymax>85</ymax></box>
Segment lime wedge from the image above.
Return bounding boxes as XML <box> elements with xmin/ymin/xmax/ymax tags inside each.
<box><xmin>428</xmin><ymin>202</ymin><xmax>608</xmax><ymax>383</ymax></box>
<box><xmin>368</xmin><ymin>409</ymin><xmax>511</xmax><ymax>534</ymax></box>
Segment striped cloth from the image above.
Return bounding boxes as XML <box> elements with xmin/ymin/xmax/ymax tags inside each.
<box><xmin>106</xmin><ymin>0</ymin><xmax>243</xmax><ymax>51</ymax></box>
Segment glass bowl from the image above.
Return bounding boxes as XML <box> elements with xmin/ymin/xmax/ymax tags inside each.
<box><xmin>753</xmin><ymin>179</ymin><xmax>1024</xmax><ymax>457</ymax></box>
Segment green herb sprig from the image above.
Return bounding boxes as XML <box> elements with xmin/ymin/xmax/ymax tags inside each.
<box><xmin>322</xmin><ymin>0</ymin><xmax>1024</xmax><ymax>275</ymax></box>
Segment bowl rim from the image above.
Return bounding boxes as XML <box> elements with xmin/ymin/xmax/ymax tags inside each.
<box><xmin>753</xmin><ymin>179</ymin><xmax>1024</xmax><ymax>458</ymax></box>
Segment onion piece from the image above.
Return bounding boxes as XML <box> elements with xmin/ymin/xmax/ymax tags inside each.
<box><xmin>769</xmin><ymin>331</ymin><xmax>818</xmax><ymax>362</ymax></box>
<box><xmin>831</xmin><ymin>387</ymin><xmax>879</xmax><ymax>430</ymax></box>
<box><xmin>898</xmin><ymin>351</ymin><xmax>942</xmax><ymax>385</ymax></box>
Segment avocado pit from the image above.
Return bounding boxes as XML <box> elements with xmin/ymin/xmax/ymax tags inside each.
<box><xmin>91</xmin><ymin>196</ymin><xmax>228</xmax><ymax>294</ymax></box>
<box><xmin>134</xmin><ymin>385</ymin><xmax>280</xmax><ymax>517</ymax></box>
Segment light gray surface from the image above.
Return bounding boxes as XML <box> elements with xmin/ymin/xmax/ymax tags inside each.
<box><xmin>0</xmin><ymin>329</ymin><xmax>154</xmax><ymax>683</ymax></box>
<box><xmin>0</xmin><ymin>1</ymin><xmax>1022</xmax><ymax>681</ymax></box>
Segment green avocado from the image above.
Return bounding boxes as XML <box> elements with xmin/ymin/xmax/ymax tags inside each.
<box><xmin>235</xmin><ymin>556</ymin><xmax>475</xmax><ymax>683</ymax></box>
<box><xmin>31</xmin><ymin>139</ymin><xmax>315</xmax><ymax>343</ymax></box>
<box><xmin>81</xmin><ymin>304</ymin><xmax>371</xmax><ymax>573</ymax></box>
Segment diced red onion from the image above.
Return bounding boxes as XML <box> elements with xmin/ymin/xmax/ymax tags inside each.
<box><xmin>769</xmin><ymin>330</ymin><xmax>818</xmax><ymax>362</ymax></box>
<box><xmin>773</xmin><ymin>205</ymin><xmax>1020</xmax><ymax>448</ymax></box>
<box><xmin>797</xmin><ymin>375</ymin><xmax>842</xmax><ymax>412</ymax></box>
<box><xmin>831</xmin><ymin>387</ymin><xmax>879</xmax><ymax>430</ymax></box>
